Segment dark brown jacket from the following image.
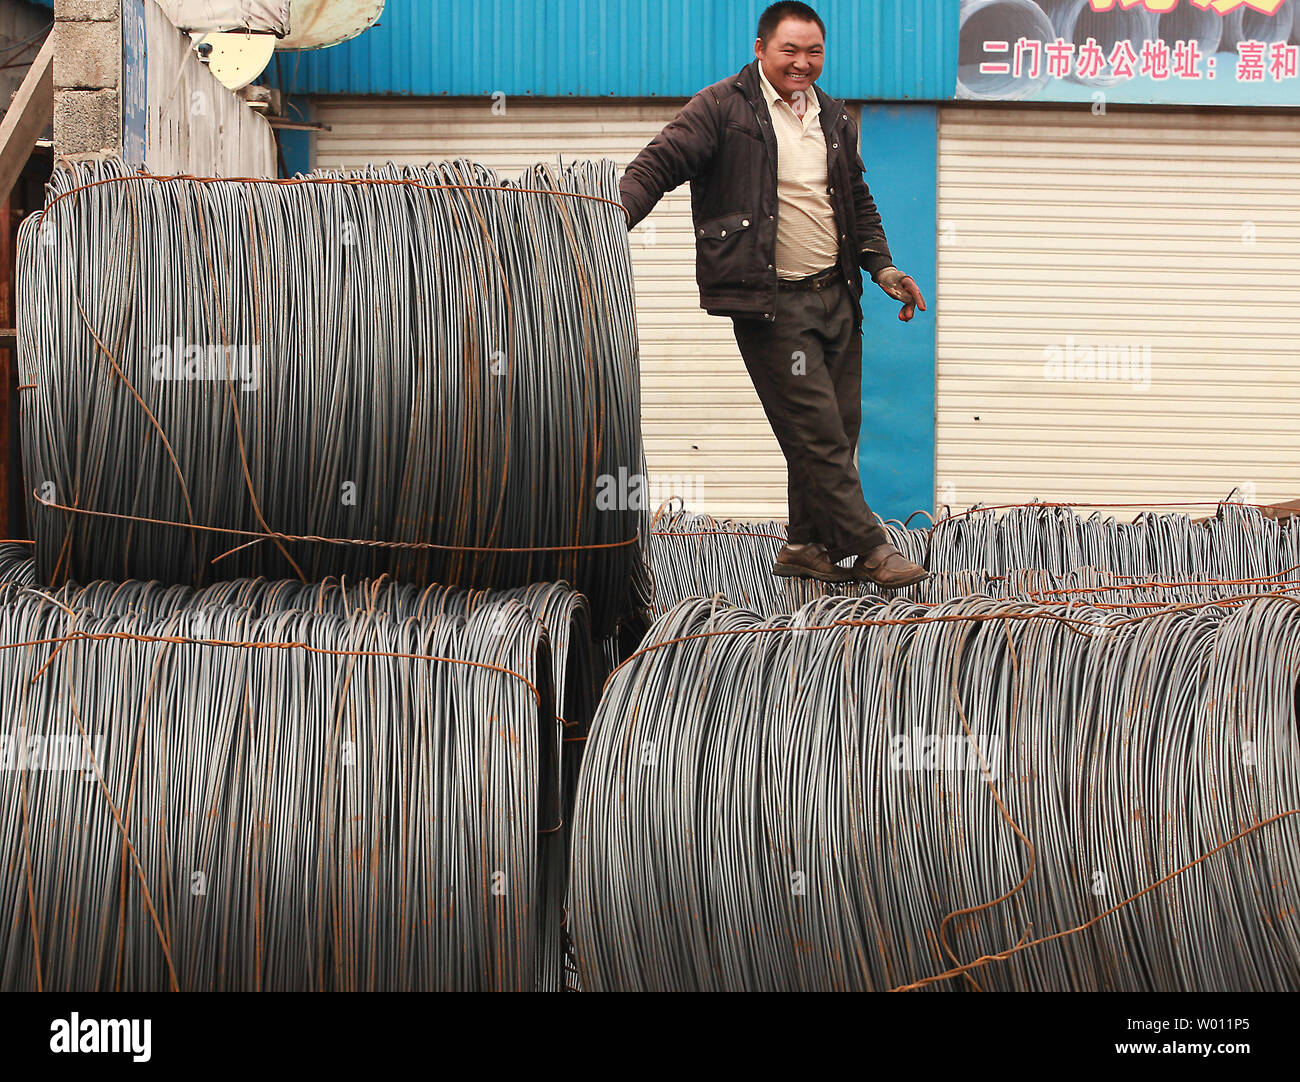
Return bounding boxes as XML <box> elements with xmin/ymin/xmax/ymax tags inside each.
<box><xmin>619</xmin><ymin>58</ymin><xmax>895</xmax><ymax>326</ymax></box>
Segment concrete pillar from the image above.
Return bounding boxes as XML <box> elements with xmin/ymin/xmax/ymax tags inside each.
<box><xmin>53</xmin><ymin>0</ymin><xmax>122</xmax><ymax>159</ymax></box>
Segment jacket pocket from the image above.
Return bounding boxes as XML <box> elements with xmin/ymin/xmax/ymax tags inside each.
<box><xmin>725</xmin><ymin>120</ymin><xmax>765</xmax><ymax>144</ymax></box>
<box><xmin>696</xmin><ymin>210</ymin><xmax>755</xmax><ymax>242</ymax></box>
<box><xmin>695</xmin><ymin>210</ymin><xmax>759</xmax><ymax>300</ymax></box>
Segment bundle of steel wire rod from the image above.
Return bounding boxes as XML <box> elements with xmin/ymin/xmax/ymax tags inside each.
<box><xmin>17</xmin><ymin>157</ymin><xmax>650</xmax><ymax>636</ymax></box>
<box><xmin>43</xmin><ymin>570</ymin><xmax>600</xmax><ymax>991</ymax></box>
<box><xmin>0</xmin><ymin>544</ymin><xmax>34</xmax><ymax>584</ymax></box>
<box><xmin>569</xmin><ymin>592</ymin><xmax>1300</xmax><ymax>991</ymax></box>
<box><xmin>0</xmin><ymin>577</ymin><xmax>596</xmax><ymax>991</ymax></box>
<box><xmin>646</xmin><ymin>502</ymin><xmax>1300</xmax><ymax>617</ymax></box>
<box><xmin>927</xmin><ymin>500</ymin><xmax>1300</xmax><ymax>580</ymax></box>
<box><xmin>642</xmin><ymin>557</ymin><xmax>1300</xmax><ymax>617</ymax></box>
<box><xmin>62</xmin><ymin>574</ymin><xmax>598</xmax><ymax>729</ymax></box>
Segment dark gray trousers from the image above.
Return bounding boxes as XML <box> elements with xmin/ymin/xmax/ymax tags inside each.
<box><xmin>731</xmin><ymin>278</ymin><xmax>887</xmax><ymax>562</ymax></box>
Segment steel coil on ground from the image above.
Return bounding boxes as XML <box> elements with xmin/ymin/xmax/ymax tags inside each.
<box><xmin>17</xmin><ymin>158</ymin><xmax>650</xmax><ymax>637</ymax></box>
<box><xmin>569</xmin><ymin>592</ymin><xmax>1300</xmax><ymax>991</ymax></box>
<box><xmin>0</xmin><ymin>577</ymin><xmax>596</xmax><ymax>991</ymax></box>
<box><xmin>647</xmin><ymin>502</ymin><xmax>1300</xmax><ymax>617</ymax></box>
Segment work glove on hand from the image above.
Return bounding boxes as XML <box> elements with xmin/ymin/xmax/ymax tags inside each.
<box><xmin>874</xmin><ymin>266</ymin><xmax>927</xmax><ymax>323</ymax></box>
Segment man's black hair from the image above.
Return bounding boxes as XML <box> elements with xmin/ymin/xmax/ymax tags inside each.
<box><xmin>757</xmin><ymin>2</ymin><xmax>826</xmax><ymax>44</ymax></box>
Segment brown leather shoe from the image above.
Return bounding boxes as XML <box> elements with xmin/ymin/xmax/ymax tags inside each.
<box><xmin>772</xmin><ymin>543</ymin><xmax>854</xmax><ymax>583</ymax></box>
<box><xmin>853</xmin><ymin>543</ymin><xmax>929</xmax><ymax>588</ymax></box>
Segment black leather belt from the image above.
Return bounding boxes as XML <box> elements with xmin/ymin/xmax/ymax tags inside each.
<box><xmin>777</xmin><ymin>265</ymin><xmax>841</xmax><ymax>292</ymax></box>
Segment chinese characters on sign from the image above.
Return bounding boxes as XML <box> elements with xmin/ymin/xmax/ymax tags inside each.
<box><xmin>978</xmin><ymin>37</ymin><xmax>1298</xmax><ymax>82</ymax></box>
<box><xmin>1085</xmin><ymin>1</ymin><xmax>1286</xmax><ymax>14</ymax></box>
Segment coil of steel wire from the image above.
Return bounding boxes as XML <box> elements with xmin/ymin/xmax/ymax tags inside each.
<box><xmin>926</xmin><ymin>499</ymin><xmax>1300</xmax><ymax>581</ymax></box>
<box><xmin>0</xmin><ymin>544</ymin><xmax>34</xmax><ymax>584</ymax></box>
<box><xmin>0</xmin><ymin>577</ymin><xmax>599</xmax><ymax>991</ymax></box>
<box><xmin>646</xmin><ymin>502</ymin><xmax>1300</xmax><ymax>617</ymax></box>
<box><xmin>569</xmin><ymin>592</ymin><xmax>1300</xmax><ymax>991</ymax></box>
<box><xmin>17</xmin><ymin>157</ymin><xmax>650</xmax><ymax>637</ymax></box>
<box><xmin>56</xmin><ymin>571</ymin><xmax>601</xmax><ymax>990</ymax></box>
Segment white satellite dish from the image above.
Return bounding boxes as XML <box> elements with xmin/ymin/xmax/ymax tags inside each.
<box><xmin>192</xmin><ymin>30</ymin><xmax>279</xmax><ymax>90</ymax></box>
<box><xmin>276</xmin><ymin>0</ymin><xmax>385</xmax><ymax>51</ymax></box>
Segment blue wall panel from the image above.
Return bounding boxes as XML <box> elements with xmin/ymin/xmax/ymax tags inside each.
<box><xmin>267</xmin><ymin>0</ymin><xmax>958</xmax><ymax>101</ymax></box>
<box><xmin>276</xmin><ymin>95</ymin><xmax>314</xmax><ymax>177</ymax></box>
<box><xmin>856</xmin><ymin>103</ymin><xmax>936</xmax><ymax>522</ymax></box>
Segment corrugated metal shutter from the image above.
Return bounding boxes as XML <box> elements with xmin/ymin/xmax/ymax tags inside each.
<box><xmin>937</xmin><ymin>107</ymin><xmax>1300</xmax><ymax>512</ymax></box>
<box><xmin>312</xmin><ymin>97</ymin><xmax>787</xmax><ymax>519</ymax></box>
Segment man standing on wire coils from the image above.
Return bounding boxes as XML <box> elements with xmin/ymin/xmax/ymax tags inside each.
<box><xmin>619</xmin><ymin>1</ymin><xmax>929</xmax><ymax>588</ymax></box>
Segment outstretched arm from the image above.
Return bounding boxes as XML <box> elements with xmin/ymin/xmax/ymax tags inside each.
<box><xmin>619</xmin><ymin>90</ymin><xmax>722</xmax><ymax>229</ymax></box>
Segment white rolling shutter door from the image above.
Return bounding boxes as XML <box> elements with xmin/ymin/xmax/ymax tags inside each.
<box><xmin>313</xmin><ymin>97</ymin><xmax>788</xmax><ymax>519</ymax></box>
<box><xmin>937</xmin><ymin>107</ymin><xmax>1300</xmax><ymax>512</ymax></box>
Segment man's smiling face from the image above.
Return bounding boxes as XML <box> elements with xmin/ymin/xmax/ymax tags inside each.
<box><xmin>755</xmin><ymin>16</ymin><xmax>825</xmax><ymax>103</ymax></box>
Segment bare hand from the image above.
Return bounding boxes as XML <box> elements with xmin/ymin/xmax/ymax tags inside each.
<box><xmin>876</xmin><ymin>267</ymin><xmax>927</xmax><ymax>322</ymax></box>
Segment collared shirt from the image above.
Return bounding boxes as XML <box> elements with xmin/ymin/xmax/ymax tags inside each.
<box><xmin>756</xmin><ymin>62</ymin><xmax>841</xmax><ymax>279</ymax></box>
